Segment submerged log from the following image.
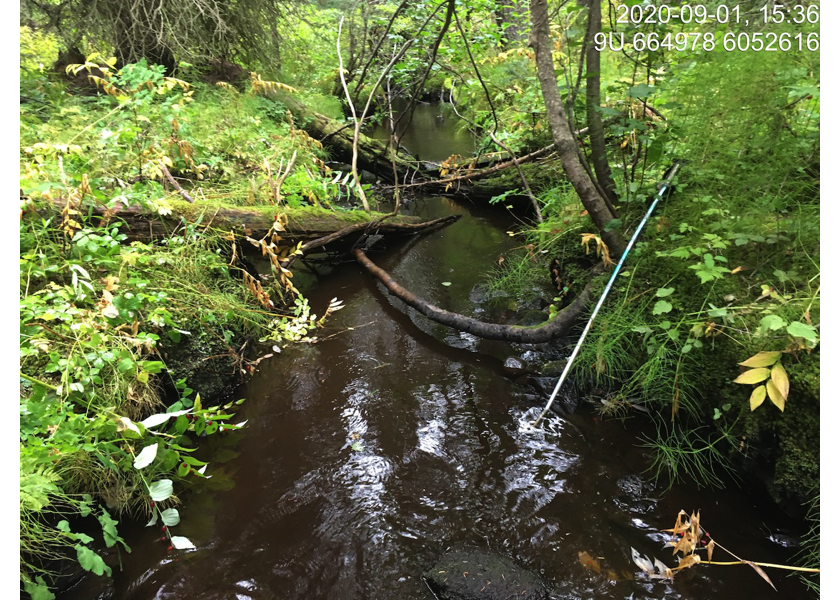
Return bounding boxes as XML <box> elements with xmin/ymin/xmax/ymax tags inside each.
<box><xmin>354</xmin><ymin>247</ymin><xmax>601</xmax><ymax>343</ymax></box>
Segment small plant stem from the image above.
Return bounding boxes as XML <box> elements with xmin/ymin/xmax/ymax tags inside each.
<box><xmin>702</xmin><ymin>560</ymin><xmax>819</xmax><ymax>573</ymax></box>
<box><xmin>20</xmin><ymin>373</ymin><xmax>58</xmax><ymax>392</ymax></box>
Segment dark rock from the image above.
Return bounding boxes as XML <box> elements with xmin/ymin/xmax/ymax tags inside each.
<box><xmin>514</xmin><ymin>309</ymin><xmax>547</xmax><ymax>327</ymax></box>
<box><xmin>158</xmin><ymin>327</ymin><xmax>241</xmax><ymax>401</ymax></box>
<box><xmin>521</xmin><ymin>292</ymin><xmax>549</xmax><ymax>311</ymax></box>
<box><xmin>423</xmin><ymin>548</ymin><xmax>547</xmax><ymax>600</ymax></box>
<box><xmin>503</xmin><ymin>356</ymin><xmax>527</xmax><ymax>374</ymax></box>
<box><xmin>540</xmin><ymin>359</ymin><xmax>568</xmax><ymax>378</ymax></box>
<box><xmin>469</xmin><ymin>283</ymin><xmax>510</xmax><ymax>304</ymax></box>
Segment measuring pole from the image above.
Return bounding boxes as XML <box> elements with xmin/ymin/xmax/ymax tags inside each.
<box><xmin>533</xmin><ymin>162</ymin><xmax>682</xmax><ymax>426</ymax></box>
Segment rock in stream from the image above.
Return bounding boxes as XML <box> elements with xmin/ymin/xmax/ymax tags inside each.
<box><xmin>423</xmin><ymin>548</ymin><xmax>548</xmax><ymax>600</ymax></box>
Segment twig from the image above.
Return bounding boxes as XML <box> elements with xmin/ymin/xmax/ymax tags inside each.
<box><xmin>160</xmin><ymin>163</ymin><xmax>194</xmax><ymax>203</ymax></box>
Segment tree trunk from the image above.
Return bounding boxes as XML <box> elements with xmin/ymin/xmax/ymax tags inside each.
<box><xmin>585</xmin><ymin>0</ymin><xmax>618</xmax><ymax>207</ymax></box>
<box><xmin>528</xmin><ymin>0</ymin><xmax>625</xmax><ymax>257</ymax></box>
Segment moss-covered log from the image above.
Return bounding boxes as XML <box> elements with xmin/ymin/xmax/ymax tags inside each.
<box><xmin>43</xmin><ymin>199</ymin><xmax>423</xmax><ymax>242</ymax></box>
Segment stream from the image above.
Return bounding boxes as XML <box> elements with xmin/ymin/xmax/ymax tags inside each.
<box><xmin>63</xmin><ymin>102</ymin><xmax>809</xmax><ymax>600</ymax></box>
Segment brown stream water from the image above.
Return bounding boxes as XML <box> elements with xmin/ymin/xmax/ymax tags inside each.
<box><xmin>63</xmin><ymin>103</ymin><xmax>810</xmax><ymax>600</ymax></box>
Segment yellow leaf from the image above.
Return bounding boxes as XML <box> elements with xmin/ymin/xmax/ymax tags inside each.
<box><xmin>739</xmin><ymin>351</ymin><xmax>781</xmax><ymax>368</ymax></box>
<box><xmin>749</xmin><ymin>385</ymin><xmax>767</xmax><ymax>411</ymax></box>
<box><xmin>766</xmin><ymin>380</ymin><xmax>785</xmax><ymax>412</ymax></box>
<box><xmin>733</xmin><ymin>368</ymin><xmax>770</xmax><ymax>385</ymax></box>
<box><xmin>770</xmin><ymin>362</ymin><xmax>789</xmax><ymax>400</ymax></box>
<box><xmin>674</xmin><ymin>554</ymin><xmax>700</xmax><ymax>571</ymax></box>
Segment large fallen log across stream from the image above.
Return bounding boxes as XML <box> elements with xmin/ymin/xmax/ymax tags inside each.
<box><xmin>354</xmin><ymin>247</ymin><xmax>602</xmax><ymax>343</ymax></box>
<box><xmin>42</xmin><ymin>199</ymin><xmax>428</xmax><ymax>243</ymax></box>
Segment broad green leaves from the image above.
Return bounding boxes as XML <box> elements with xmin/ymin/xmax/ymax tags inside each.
<box><xmin>76</xmin><ymin>545</ymin><xmax>112</xmax><ymax>577</ymax></box>
<box><xmin>652</xmin><ymin>301</ymin><xmax>672</xmax><ymax>315</ymax></box>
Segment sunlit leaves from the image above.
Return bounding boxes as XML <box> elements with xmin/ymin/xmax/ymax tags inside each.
<box><xmin>133</xmin><ymin>443</ymin><xmax>158</xmax><ymax>469</ymax></box>
<box><xmin>170</xmin><ymin>536</ymin><xmax>196</xmax><ymax>550</ymax></box>
<box><xmin>739</xmin><ymin>351</ymin><xmax>780</xmax><ymax>368</ymax></box>
<box><xmin>733</xmin><ymin>367</ymin><xmax>770</xmax><ymax>385</ymax></box>
<box><xmin>749</xmin><ymin>385</ymin><xmax>767</xmax><ymax>410</ymax></box>
<box><xmin>148</xmin><ymin>479</ymin><xmax>173</xmax><ymax>502</ymax></box>
<box><xmin>160</xmin><ymin>508</ymin><xmax>181</xmax><ymax>527</ymax></box>
<box><xmin>735</xmin><ymin>352</ymin><xmax>789</xmax><ymax>411</ymax></box>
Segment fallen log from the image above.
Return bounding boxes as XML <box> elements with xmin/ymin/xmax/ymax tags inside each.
<box><xmin>39</xmin><ymin>198</ymin><xmax>425</xmax><ymax>243</ymax></box>
<box><xmin>354</xmin><ymin>247</ymin><xmax>602</xmax><ymax>343</ymax></box>
<box><xmin>280</xmin><ymin>214</ymin><xmax>461</xmax><ymax>271</ymax></box>
<box><xmin>278</xmin><ymin>93</ymin><xmax>429</xmax><ymax>180</ymax></box>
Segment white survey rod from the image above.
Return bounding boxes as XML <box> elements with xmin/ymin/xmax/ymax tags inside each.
<box><xmin>533</xmin><ymin>163</ymin><xmax>682</xmax><ymax>426</ymax></box>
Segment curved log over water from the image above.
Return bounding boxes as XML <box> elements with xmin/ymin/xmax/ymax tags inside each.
<box><xmin>354</xmin><ymin>247</ymin><xmax>600</xmax><ymax>343</ymax></box>
<box><xmin>280</xmin><ymin>214</ymin><xmax>461</xmax><ymax>271</ymax></box>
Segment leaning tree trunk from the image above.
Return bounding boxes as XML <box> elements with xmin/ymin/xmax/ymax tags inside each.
<box><xmin>528</xmin><ymin>0</ymin><xmax>625</xmax><ymax>257</ymax></box>
<box><xmin>585</xmin><ymin>0</ymin><xmax>618</xmax><ymax>207</ymax></box>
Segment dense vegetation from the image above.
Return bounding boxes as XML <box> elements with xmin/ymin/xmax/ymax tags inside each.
<box><xmin>20</xmin><ymin>0</ymin><xmax>819</xmax><ymax>596</ymax></box>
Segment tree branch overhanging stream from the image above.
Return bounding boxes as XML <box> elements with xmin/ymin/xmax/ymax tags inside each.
<box><xmin>354</xmin><ymin>247</ymin><xmax>601</xmax><ymax>343</ymax></box>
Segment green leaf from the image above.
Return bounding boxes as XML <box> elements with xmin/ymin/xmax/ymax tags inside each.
<box><xmin>734</xmin><ymin>368</ymin><xmax>771</xmax><ymax>385</ymax></box>
<box><xmin>786</xmin><ymin>321</ymin><xmax>818</xmax><ymax>343</ymax></box>
<box><xmin>24</xmin><ymin>578</ymin><xmax>55</xmax><ymax>600</ymax></box>
<box><xmin>628</xmin><ymin>83</ymin><xmax>655</xmax><ymax>99</ymax></box>
<box><xmin>140</xmin><ymin>361</ymin><xmax>165</xmax><ymax>374</ymax></box>
<box><xmin>759</xmin><ymin>314</ymin><xmax>786</xmax><ymax>333</ymax></box>
<box><xmin>167</xmin><ymin>330</ymin><xmax>182</xmax><ymax>343</ymax></box>
<box><xmin>76</xmin><ymin>544</ymin><xmax>112</xmax><ymax>576</ymax></box>
<box><xmin>160</xmin><ymin>508</ymin><xmax>181</xmax><ymax>527</ymax></box>
<box><xmin>441</xmin><ymin>282</ymin><xmax>452</xmax><ymax>286</ymax></box>
<box><xmin>177</xmin><ymin>462</ymin><xmax>191</xmax><ymax>477</ymax></box>
<box><xmin>117</xmin><ymin>357</ymin><xmax>135</xmax><ymax>373</ymax></box>
<box><xmin>148</xmin><ymin>479</ymin><xmax>173</xmax><ymax>502</ymax></box>
<box><xmin>133</xmin><ymin>443</ymin><xmax>158</xmax><ymax>469</ymax></box>
<box><xmin>652</xmin><ymin>300</ymin><xmax>673</xmax><ymax>315</ymax></box>
<box><xmin>604</xmin><ymin>218</ymin><xmax>622</xmax><ymax>232</ymax></box>
<box><xmin>655</xmin><ymin>287</ymin><xmax>675</xmax><ymax>297</ymax></box>
<box><xmin>97</xmin><ymin>509</ymin><xmax>120</xmax><ymax>548</ymax></box>
<box><xmin>646</xmin><ymin>138</ymin><xmax>664</xmax><ymax>164</ymax></box>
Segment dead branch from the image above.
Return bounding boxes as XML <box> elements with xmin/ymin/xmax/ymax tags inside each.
<box><xmin>354</xmin><ymin>247</ymin><xmax>601</xmax><ymax>343</ymax></box>
<box><xmin>280</xmin><ymin>214</ymin><xmax>461</xmax><ymax>271</ymax></box>
<box><xmin>160</xmin><ymin>163</ymin><xmax>194</xmax><ymax>203</ymax></box>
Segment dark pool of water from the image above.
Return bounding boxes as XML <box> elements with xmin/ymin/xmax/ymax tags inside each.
<box><xmin>60</xmin><ymin>102</ymin><xmax>812</xmax><ymax>600</ymax></box>
<box><xmin>368</xmin><ymin>99</ymin><xmax>476</xmax><ymax>163</ymax></box>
